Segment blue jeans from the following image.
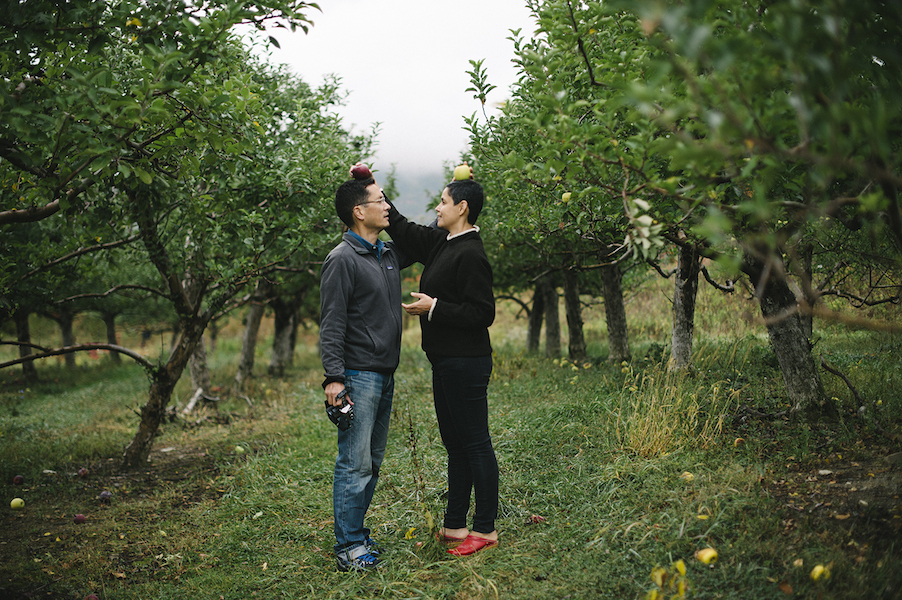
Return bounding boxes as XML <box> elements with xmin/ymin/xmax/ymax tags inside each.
<box><xmin>333</xmin><ymin>370</ymin><xmax>394</xmax><ymax>554</ymax></box>
<box><xmin>430</xmin><ymin>354</ymin><xmax>498</xmax><ymax>534</ymax></box>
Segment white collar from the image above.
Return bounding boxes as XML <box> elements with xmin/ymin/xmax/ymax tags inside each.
<box><xmin>446</xmin><ymin>225</ymin><xmax>479</xmax><ymax>241</ymax></box>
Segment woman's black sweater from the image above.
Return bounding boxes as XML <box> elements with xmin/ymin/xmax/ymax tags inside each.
<box><xmin>386</xmin><ymin>203</ymin><xmax>494</xmax><ymax>358</ymax></box>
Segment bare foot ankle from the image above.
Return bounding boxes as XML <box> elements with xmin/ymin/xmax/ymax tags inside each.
<box><xmin>442</xmin><ymin>527</ymin><xmax>469</xmax><ymax>539</ymax></box>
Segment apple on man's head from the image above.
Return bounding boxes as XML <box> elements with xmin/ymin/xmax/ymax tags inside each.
<box><xmin>350</xmin><ymin>163</ymin><xmax>372</xmax><ymax>180</ymax></box>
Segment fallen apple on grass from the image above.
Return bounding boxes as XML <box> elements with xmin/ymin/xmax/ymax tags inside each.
<box><xmin>695</xmin><ymin>547</ymin><xmax>718</xmax><ymax>564</ymax></box>
<box><xmin>10</xmin><ymin>498</ymin><xmax>25</xmax><ymax>510</ymax></box>
<box><xmin>12</xmin><ymin>475</ymin><xmax>24</xmax><ymax>485</ymax></box>
<box><xmin>810</xmin><ymin>564</ymin><xmax>830</xmax><ymax>581</ymax></box>
<box><xmin>78</xmin><ymin>468</ymin><xmax>89</xmax><ymax>478</ymax></box>
<box><xmin>99</xmin><ymin>490</ymin><xmax>113</xmax><ymax>503</ymax></box>
<box><xmin>73</xmin><ymin>513</ymin><xmax>86</xmax><ymax>524</ymax></box>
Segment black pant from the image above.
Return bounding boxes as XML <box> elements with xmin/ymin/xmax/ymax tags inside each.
<box><xmin>430</xmin><ymin>354</ymin><xmax>498</xmax><ymax>534</ymax></box>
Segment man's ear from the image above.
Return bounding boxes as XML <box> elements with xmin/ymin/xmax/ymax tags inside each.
<box><xmin>458</xmin><ymin>200</ymin><xmax>469</xmax><ymax>216</ymax></box>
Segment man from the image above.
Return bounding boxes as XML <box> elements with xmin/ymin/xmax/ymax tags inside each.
<box><xmin>319</xmin><ymin>175</ymin><xmax>409</xmax><ymax>572</ymax></box>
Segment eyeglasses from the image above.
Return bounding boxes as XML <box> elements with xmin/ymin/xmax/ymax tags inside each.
<box><xmin>357</xmin><ymin>198</ymin><xmax>388</xmax><ymax>206</ymax></box>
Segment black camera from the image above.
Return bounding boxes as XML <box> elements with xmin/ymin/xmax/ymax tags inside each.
<box><xmin>325</xmin><ymin>388</ymin><xmax>354</xmax><ymax>431</ymax></box>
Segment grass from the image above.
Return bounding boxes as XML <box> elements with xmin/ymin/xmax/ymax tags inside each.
<box><xmin>1</xmin><ymin>279</ymin><xmax>901</xmax><ymax>599</ymax></box>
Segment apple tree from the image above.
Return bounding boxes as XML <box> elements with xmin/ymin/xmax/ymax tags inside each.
<box><xmin>1</xmin><ymin>1</ymin><xmax>373</xmax><ymax>467</ymax></box>
<box><xmin>465</xmin><ymin>0</ymin><xmax>901</xmax><ymax>415</ymax></box>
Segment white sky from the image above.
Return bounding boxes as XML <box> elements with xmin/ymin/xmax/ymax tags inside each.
<box><xmin>264</xmin><ymin>0</ymin><xmax>538</xmax><ymax>176</ymax></box>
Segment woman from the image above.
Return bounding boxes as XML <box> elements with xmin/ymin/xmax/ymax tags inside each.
<box><xmin>386</xmin><ymin>176</ymin><xmax>499</xmax><ymax>556</ymax></box>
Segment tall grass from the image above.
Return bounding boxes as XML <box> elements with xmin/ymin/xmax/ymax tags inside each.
<box><xmin>613</xmin><ymin>362</ymin><xmax>739</xmax><ymax>458</ymax></box>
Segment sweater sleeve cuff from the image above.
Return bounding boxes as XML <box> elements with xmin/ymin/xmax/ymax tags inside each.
<box><xmin>427</xmin><ymin>298</ymin><xmax>438</xmax><ymax>322</ymax></box>
<box><xmin>322</xmin><ymin>375</ymin><xmax>345</xmax><ymax>389</ymax></box>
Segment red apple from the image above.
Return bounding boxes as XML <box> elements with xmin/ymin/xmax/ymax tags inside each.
<box><xmin>84</xmin><ymin>595</ymin><xmax>100</xmax><ymax>600</ymax></box>
<box><xmin>99</xmin><ymin>490</ymin><xmax>113</xmax><ymax>503</ymax></box>
<box><xmin>74</xmin><ymin>513</ymin><xmax>86</xmax><ymax>524</ymax></box>
<box><xmin>12</xmin><ymin>475</ymin><xmax>24</xmax><ymax>485</ymax></box>
<box><xmin>78</xmin><ymin>468</ymin><xmax>88</xmax><ymax>478</ymax></box>
<box><xmin>350</xmin><ymin>163</ymin><xmax>372</xmax><ymax>180</ymax></box>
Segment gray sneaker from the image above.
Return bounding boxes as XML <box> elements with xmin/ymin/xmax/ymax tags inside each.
<box><xmin>336</xmin><ymin>547</ymin><xmax>380</xmax><ymax>572</ymax></box>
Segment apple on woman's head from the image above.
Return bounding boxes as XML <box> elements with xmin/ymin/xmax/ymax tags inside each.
<box><xmin>452</xmin><ymin>163</ymin><xmax>472</xmax><ymax>181</ymax></box>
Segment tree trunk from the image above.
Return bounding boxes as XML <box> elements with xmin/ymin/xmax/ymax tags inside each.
<box><xmin>543</xmin><ymin>276</ymin><xmax>561</xmax><ymax>358</ymax></box>
<box><xmin>744</xmin><ymin>254</ymin><xmax>831</xmax><ymax>416</ymax></box>
<box><xmin>235</xmin><ymin>280</ymin><xmax>271</xmax><ymax>389</ymax></box>
<box><xmin>600</xmin><ymin>263</ymin><xmax>631</xmax><ymax>363</ymax></box>
<box><xmin>101</xmin><ymin>312</ymin><xmax>122</xmax><ymax>364</ymax></box>
<box><xmin>122</xmin><ymin>186</ymin><xmax>213</xmax><ymax>468</ymax></box>
<box><xmin>799</xmin><ymin>243</ymin><xmax>815</xmax><ymax>340</ymax></box>
<box><xmin>527</xmin><ymin>279</ymin><xmax>546</xmax><ymax>354</ymax></box>
<box><xmin>56</xmin><ymin>310</ymin><xmax>78</xmax><ymax>370</ymax></box>
<box><xmin>269</xmin><ymin>298</ymin><xmax>296</xmax><ymax>377</ymax></box>
<box><xmin>563</xmin><ymin>269</ymin><xmax>587</xmax><ymax>361</ymax></box>
<box><xmin>670</xmin><ymin>245</ymin><xmax>701</xmax><ymax>371</ymax></box>
<box><xmin>122</xmin><ymin>317</ymin><xmax>207</xmax><ymax>468</ymax></box>
<box><xmin>14</xmin><ymin>310</ymin><xmax>37</xmax><ymax>379</ymax></box>
<box><xmin>207</xmin><ymin>319</ymin><xmax>221</xmax><ymax>353</ymax></box>
<box><xmin>189</xmin><ymin>335</ymin><xmax>212</xmax><ymax>392</ymax></box>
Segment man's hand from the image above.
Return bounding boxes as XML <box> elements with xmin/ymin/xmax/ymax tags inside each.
<box><xmin>402</xmin><ymin>292</ymin><xmax>435</xmax><ymax>316</ymax></box>
<box><xmin>325</xmin><ymin>381</ymin><xmax>350</xmax><ymax>407</ymax></box>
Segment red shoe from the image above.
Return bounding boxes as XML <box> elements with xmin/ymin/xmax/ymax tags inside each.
<box><xmin>446</xmin><ymin>534</ymin><xmax>498</xmax><ymax>556</ymax></box>
<box><xmin>435</xmin><ymin>531</ymin><xmax>467</xmax><ymax>547</ymax></box>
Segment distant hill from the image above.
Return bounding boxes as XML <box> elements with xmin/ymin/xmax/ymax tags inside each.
<box><xmin>389</xmin><ymin>169</ymin><xmax>447</xmax><ymax>222</ymax></box>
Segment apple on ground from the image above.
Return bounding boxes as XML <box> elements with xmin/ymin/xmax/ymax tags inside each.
<box><xmin>78</xmin><ymin>468</ymin><xmax>89</xmax><ymax>478</ymax></box>
<box><xmin>10</xmin><ymin>498</ymin><xmax>25</xmax><ymax>510</ymax></box>
<box><xmin>84</xmin><ymin>594</ymin><xmax>100</xmax><ymax>600</ymax></box>
<box><xmin>74</xmin><ymin>513</ymin><xmax>86</xmax><ymax>524</ymax></box>
<box><xmin>99</xmin><ymin>490</ymin><xmax>113</xmax><ymax>503</ymax></box>
<box><xmin>13</xmin><ymin>475</ymin><xmax>24</xmax><ymax>485</ymax></box>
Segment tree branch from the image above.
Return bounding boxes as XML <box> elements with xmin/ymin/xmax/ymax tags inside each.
<box><xmin>19</xmin><ymin>234</ymin><xmax>141</xmax><ymax>282</ymax></box>
<box><xmin>0</xmin><ymin>343</ymin><xmax>156</xmax><ymax>371</ymax></box>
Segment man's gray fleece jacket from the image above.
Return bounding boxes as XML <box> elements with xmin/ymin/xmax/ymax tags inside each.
<box><xmin>319</xmin><ymin>232</ymin><xmax>410</xmax><ymax>388</ymax></box>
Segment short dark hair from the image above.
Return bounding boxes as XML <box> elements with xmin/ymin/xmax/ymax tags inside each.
<box><xmin>335</xmin><ymin>177</ymin><xmax>375</xmax><ymax>228</ymax></box>
<box><xmin>446</xmin><ymin>179</ymin><xmax>484</xmax><ymax>224</ymax></box>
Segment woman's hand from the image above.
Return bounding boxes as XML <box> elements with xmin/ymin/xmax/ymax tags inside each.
<box><xmin>402</xmin><ymin>292</ymin><xmax>435</xmax><ymax>316</ymax></box>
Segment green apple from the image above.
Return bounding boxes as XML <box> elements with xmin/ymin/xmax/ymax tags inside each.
<box><xmin>10</xmin><ymin>498</ymin><xmax>25</xmax><ymax>510</ymax></box>
<box><xmin>453</xmin><ymin>164</ymin><xmax>471</xmax><ymax>181</ymax></box>
<box><xmin>234</xmin><ymin>445</ymin><xmax>245</xmax><ymax>453</ymax></box>
<box><xmin>561</xmin><ymin>192</ymin><xmax>571</xmax><ymax>202</ymax></box>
